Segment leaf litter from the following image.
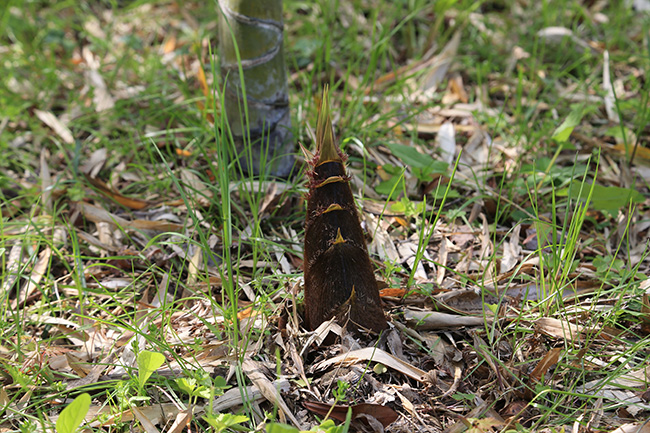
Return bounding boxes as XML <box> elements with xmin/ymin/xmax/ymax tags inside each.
<box><xmin>1</xmin><ymin>1</ymin><xmax>650</xmax><ymax>432</ymax></box>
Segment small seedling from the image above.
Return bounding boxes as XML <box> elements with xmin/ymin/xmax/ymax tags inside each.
<box><xmin>203</xmin><ymin>413</ymin><xmax>250</xmax><ymax>432</ymax></box>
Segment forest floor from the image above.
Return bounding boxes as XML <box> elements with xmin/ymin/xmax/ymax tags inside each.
<box><xmin>1</xmin><ymin>1</ymin><xmax>650</xmax><ymax>432</ymax></box>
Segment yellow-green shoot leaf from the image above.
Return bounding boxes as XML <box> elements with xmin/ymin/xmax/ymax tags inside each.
<box><xmin>552</xmin><ymin>106</ymin><xmax>584</xmax><ymax>142</ymax></box>
<box><xmin>558</xmin><ymin>180</ymin><xmax>645</xmax><ymax>213</ymax></box>
<box><xmin>137</xmin><ymin>351</ymin><xmax>166</xmax><ymax>390</ymax></box>
<box><xmin>56</xmin><ymin>393</ymin><xmax>90</xmax><ymax>433</ymax></box>
<box><xmin>266</xmin><ymin>423</ymin><xmax>300</xmax><ymax>433</ymax></box>
<box><xmin>203</xmin><ymin>413</ymin><xmax>249</xmax><ymax>431</ymax></box>
<box><xmin>373</xmin><ymin>363</ymin><xmax>388</xmax><ymax>374</ymax></box>
<box><xmin>387</xmin><ymin>142</ymin><xmax>441</xmax><ymax>170</ymax></box>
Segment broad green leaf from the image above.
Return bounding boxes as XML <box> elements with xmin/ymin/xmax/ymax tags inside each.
<box><xmin>593</xmin><ymin>255</ymin><xmax>624</xmax><ymax>275</ymax></box>
<box><xmin>605</xmin><ymin>125</ymin><xmax>635</xmax><ymax>143</ymax></box>
<box><xmin>319</xmin><ymin>419</ymin><xmax>342</xmax><ymax>433</ymax></box>
<box><xmin>386</xmin><ymin>142</ymin><xmax>436</xmax><ymax>169</ymax></box>
<box><xmin>56</xmin><ymin>393</ymin><xmax>90</xmax><ymax>433</ymax></box>
<box><xmin>558</xmin><ymin>181</ymin><xmax>644</xmax><ymax>213</ymax></box>
<box><xmin>195</xmin><ymin>387</ymin><xmax>211</xmax><ymax>399</ymax></box>
<box><xmin>176</xmin><ymin>374</ymin><xmax>212</xmax><ymax>398</ymax></box>
<box><xmin>412</xmin><ymin>163</ymin><xmax>448</xmax><ymax>180</ymax></box>
<box><xmin>266</xmin><ymin>423</ymin><xmax>300</xmax><ymax>433</ymax></box>
<box><xmin>204</xmin><ymin>413</ymin><xmax>249</xmax><ymax>432</ymax></box>
<box><xmin>430</xmin><ymin>188</ymin><xmax>460</xmax><ymax>200</ymax></box>
<box><xmin>390</xmin><ymin>201</ymin><xmax>406</xmax><ymax>213</ymax></box>
<box><xmin>380</xmin><ymin>164</ymin><xmax>403</xmax><ymax>176</ymax></box>
<box><xmin>175</xmin><ymin>378</ymin><xmax>196</xmax><ymax>395</ymax></box>
<box><xmin>390</xmin><ymin>197</ymin><xmax>425</xmax><ymax>217</ymax></box>
<box><xmin>137</xmin><ymin>351</ymin><xmax>165</xmax><ymax>389</ymax></box>
<box><xmin>375</xmin><ymin>165</ymin><xmax>405</xmax><ymax>196</ymax></box>
<box><xmin>435</xmin><ymin>0</ymin><xmax>458</xmax><ymax>13</ymax></box>
<box><xmin>213</xmin><ymin>375</ymin><xmax>229</xmax><ymax>390</ymax></box>
<box><xmin>552</xmin><ymin>106</ymin><xmax>584</xmax><ymax>142</ymax></box>
<box><xmin>375</xmin><ymin>176</ymin><xmax>404</xmax><ymax>195</ymax></box>
<box><xmin>451</xmin><ymin>392</ymin><xmax>475</xmax><ymax>401</ymax></box>
<box><xmin>386</xmin><ymin>142</ymin><xmax>448</xmax><ymax>176</ymax></box>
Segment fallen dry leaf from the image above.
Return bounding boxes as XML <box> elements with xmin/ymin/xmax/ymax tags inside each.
<box><xmin>34</xmin><ymin>109</ymin><xmax>74</xmax><ymax>144</ymax></box>
<box><xmin>303</xmin><ymin>401</ymin><xmax>399</xmax><ymax>427</ymax></box>
<box><xmin>212</xmin><ymin>379</ymin><xmax>290</xmax><ymax>413</ymax></box>
<box><xmin>313</xmin><ymin>347</ymin><xmax>426</xmax><ymax>382</ymax></box>
<box><xmin>165</xmin><ymin>408</ymin><xmax>191</xmax><ymax>433</ymax></box>
<box><xmin>242</xmin><ymin>358</ymin><xmax>303</xmax><ymax>428</ymax></box>
<box><xmin>132</xmin><ymin>405</ymin><xmax>161</xmax><ymax>433</ymax></box>
<box><xmin>40</xmin><ymin>148</ymin><xmax>52</xmax><ymax>212</ymax></box>
<box><xmin>13</xmin><ymin>246</ymin><xmax>51</xmax><ymax>308</ymax></box>
<box><xmin>525</xmin><ymin>348</ymin><xmax>562</xmax><ymax>400</ymax></box>
<box><xmin>419</xmin><ymin>30</ymin><xmax>462</xmax><ymax>93</ymax></box>
<box><xmin>535</xmin><ymin>317</ymin><xmax>584</xmax><ymax>341</ymax></box>
<box><xmin>609</xmin><ymin>422</ymin><xmax>650</xmax><ymax>433</ymax></box>
<box><xmin>404</xmin><ymin>309</ymin><xmax>490</xmax><ymax>330</ymax></box>
<box><xmin>529</xmin><ymin>348</ymin><xmax>562</xmax><ymax>385</ymax></box>
<box><xmin>437</xmin><ymin>121</ymin><xmax>456</xmax><ymax>165</ymax></box>
<box><xmin>85</xmin><ymin>174</ymin><xmax>151</xmax><ymax>210</ymax></box>
<box><xmin>76</xmin><ymin>202</ymin><xmax>184</xmax><ymax>232</ymax></box>
<box><xmin>379</xmin><ymin>288</ymin><xmax>409</xmax><ymax>298</ymax></box>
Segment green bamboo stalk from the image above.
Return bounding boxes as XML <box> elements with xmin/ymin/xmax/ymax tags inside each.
<box><xmin>218</xmin><ymin>0</ymin><xmax>294</xmax><ymax>177</ymax></box>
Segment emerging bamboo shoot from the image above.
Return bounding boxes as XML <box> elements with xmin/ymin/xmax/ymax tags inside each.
<box><xmin>303</xmin><ymin>89</ymin><xmax>387</xmax><ymax>334</ymax></box>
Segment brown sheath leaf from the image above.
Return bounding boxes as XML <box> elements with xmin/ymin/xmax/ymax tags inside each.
<box><xmin>303</xmin><ymin>401</ymin><xmax>399</xmax><ymax>427</ymax></box>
